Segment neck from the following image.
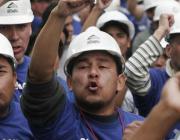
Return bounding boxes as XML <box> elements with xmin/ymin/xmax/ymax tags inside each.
<box><xmin>0</xmin><ymin>106</ymin><xmax>10</xmax><ymax>118</ymax></box>
<box><xmin>80</xmin><ymin>108</ymin><xmax>120</xmax><ymax>124</ymax></box>
<box><xmin>170</xmin><ymin>60</ymin><xmax>180</xmax><ymax>73</ymax></box>
<box><xmin>17</xmin><ymin>57</ymin><xmax>24</xmax><ymax>65</ymax></box>
<box><xmin>84</xmin><ymin>108</ymin><xmax>116</xmax><ymax>116</ymax></box>
<box><xmin>77</xmin><ymin>102</ymin><xmax>117</xmax><ymax>116</ymax></box>
<box><xmin>76</xmin><ymin>94</ymin><xmax>118</xmax><ymax>116</ymax></box>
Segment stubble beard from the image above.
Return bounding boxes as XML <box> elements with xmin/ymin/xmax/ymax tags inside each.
<box><xmin>75</xmin><ymin>96</ymin><xmax>105</xmax><ymax>113</ymax></box>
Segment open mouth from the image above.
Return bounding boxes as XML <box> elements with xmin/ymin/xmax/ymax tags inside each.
<box><xmin>88</xmin><ymin>81</ymin><xmax>98</xmax><ymax>91</ymax></box>
<box><xmin>13</xmin><ymin>46</ymin><xmax>22</xmax><ymax>55</ymax></box>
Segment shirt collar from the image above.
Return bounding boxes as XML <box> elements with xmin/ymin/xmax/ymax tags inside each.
<box><xmin>166</xmin><ymin>59</ymin><xmax>176</xmax><ymax>77</ymax></box>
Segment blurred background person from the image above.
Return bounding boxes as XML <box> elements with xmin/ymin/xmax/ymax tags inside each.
<box><xmin>0</xmin><ymin>0</ymin><xmax>34</xmax><ymax>102</ymax></box>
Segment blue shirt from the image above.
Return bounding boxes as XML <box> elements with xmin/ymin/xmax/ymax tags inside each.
<box><xmin>120</xmin><ymin>0</ymin><xmax>149</xmax><ymax>36</ymax></box>
<box><xmin>14</xmin><ymin>56</ymin><xmax>31</xmax><ymax>102</ymax></box>
<box><xmin>134</xmin><ymin>68</ymin><xmax>169</xmax><ymax>117</ymax></box>
<box><xmin>133</xmin><ymin>68</ymin><xmax>180</xmax><ymax>139</ymax></box>
<box><xmin>32</xmin><ymin>16</ymin><xmax>42</xmax><ymax>34</ymax></box>
<box><xmin>72</xmin><ymin>18</ymin><xmax>82</xmax><ymax>35</ymax></box>
<box><xmin>57</xmin><ymin>76</ymin><xmax>75</xmax><ymax>102</ymax></box>
<box><xmin>31</xmin><ymin>98</ymin><xmax>143</xmax><ymax>140</ymax></box>
<box><xmin>0</xmin><ymin>101</ymin><xmax>34</xmax><ymax>139</ymax></box>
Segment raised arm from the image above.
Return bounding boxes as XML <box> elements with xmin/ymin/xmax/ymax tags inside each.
<box><xmin>125</xmin><ymin>14</ymin><xmax>174</xmax><ymax>95</ymax></box>
<box><xmin>82</xmin><ymin>0</ymin><xmax>112</xmax><ymax>31</ymax></box>
<box><xmin>124</xmin><ymin>72</ymin><xmax>180</xmax><ymax>140</ymax></box>
<box><xmin>30</xmin><ymin>0</ymin><xmax>92</xmax><ymax>83</ymax></box>
<box><xmin>127</xmin><ymin>0</ymin><xmax>144</xmax><ymax>21</ymax></box>
<box><xmin>21</xmin><ymin>0</ymin><xmax>93</xmax><ymax>128</ymax></box>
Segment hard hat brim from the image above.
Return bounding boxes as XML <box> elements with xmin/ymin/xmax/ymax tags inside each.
<box><xmin>0</xmin><ymin>15</ymin><xmax>34</xmax><ymax>25</ymax></box>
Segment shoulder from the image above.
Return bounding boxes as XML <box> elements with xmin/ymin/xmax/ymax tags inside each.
<box><xmin>10</xmin><ymin>101</ymin><xmax>26</xmax><ymax>119</ymax></box>
<box><xmin>150</xmin><ymin>68</ymin><xmax>169</xmax><ymax>81</ymax></box>
<box><xmin>2</xmin><ymin>101</ymin><xmax>30</xmax><ymax>129</ymax></box>
<box><xmin>120</xmin><ymin>109</ymin><xmax>144</xmax><ymax>123</ymax></box>
<box><xmin>135</xmin><ymin>29</ymin><xmax>151</xmax><ymax>40</ymax></box>
<box><xmin>24</xmin><ymin>56</ymin><xmax>31</xmax><ymax>63</ymax></box>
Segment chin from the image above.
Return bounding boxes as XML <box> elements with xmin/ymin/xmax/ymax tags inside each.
<box><xmin>76</xmin><ymin>97</ymin><xmax>104</xmax><ymax>112</ymax></box>
<box><xmin>0</xmin><ymin>102</ymin><xmax>9</xmax><ymax>112</ymax></box>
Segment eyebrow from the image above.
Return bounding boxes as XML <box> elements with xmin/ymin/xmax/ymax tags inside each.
<box><xmin>0</xmin><ymin>64</ymin><xmax>7</xmax><ymax>69</ymax></box>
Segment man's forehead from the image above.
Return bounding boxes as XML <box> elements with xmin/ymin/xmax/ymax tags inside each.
<box><xmin>76</xmin><ymin>51</ymin><xmax>115</xmax><ymax>62</ymax></box>
<box><xmin>170</xmin><ymin>34</ymin><xmax>180</xmax><ymax>44</ymax></box>
<box><xmin>0</xmin><ymin>55</ymin><xmax>10</xmax><ymax>65</ymax></box>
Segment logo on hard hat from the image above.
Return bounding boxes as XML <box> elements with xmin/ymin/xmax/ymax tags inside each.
<box><xmin>6</xmin><ymin>2</ymin><xmax>18</xmax><ymax>13</ymax></box>
<box><xmin>87</xmin><ymin>35</ymin><xmax>100</xmax><ymax>44</ymax></box>
<box><xmin>0</xmin><ymin>0</ymin><xmax>19</xmax><ymax>6</ymax></box>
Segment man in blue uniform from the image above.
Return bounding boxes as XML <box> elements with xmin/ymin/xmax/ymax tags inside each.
<box><xmin>123</xmin><ymin>72</ymin><xmax>180</xmax><ymax>140</ymax></box>
<box><xmin>0</xmin><ymin>0</ymin><xmax>34</xmax><ymax>101</ymax></box>
<box><xmin>20</xmin><ymin>0</ymin><xmax>143</xmax><ymax>139</ymax></box>
<box><xmin>0</xmin><ymin>33</ymin><xmax>34</xmax><ymax>139</ymax></box>
<box><xmin>125</xmin><ymin>12</ymin><xmax>180</xmax><ymax>139</ymax></box>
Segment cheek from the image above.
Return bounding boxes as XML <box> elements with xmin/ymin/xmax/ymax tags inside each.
<box><xmin>22</xmin><ymin>26</ymin><xmax>32</xmax><ymax>43</ymax></box>
<box><xmin>171</xmin><ymin>49</ymin><xmax>178</xmax><ymax>58</ymax></box>
<box><xmin>121</xmin><ymin>39</ymin><xmax>129</xmax><ymax>48</ymax></box>
<box><xmin>25</xmin><ymin>27</ymin><xmax>32</xmax><ymax>39</ymax></box>
<box><xmin>100</xmin><ymin>74</ymin><xmax>119</xmax><ymax>100</ymax></box>
<box><xmin>177</xmin><ymin>47</ymin><xmax>180</xmax><ymax>56</ymax></box>
<box><xmin>21</xmin><ymin>33</ymin><xmax>31</xmax><ymax>49</ymax></box>
<box><xmin>100</xmin><ymin>71</ymin><xmax>118</xmax><ymax>89</ymax></box>
<box><xmin>71</xmin><ymin>71</ymin><xmax>87</xmax><ymax>89</ymax></box>
<box><xmin>0</xmin><ymin>77</ymin><xmax>14</xmax><ymax>101</ymax></box>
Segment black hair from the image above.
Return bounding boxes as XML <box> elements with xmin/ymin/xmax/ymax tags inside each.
<box><xmin>0</xmin><ymin>55</ymin><xmax>15</xmax><ymax>72</ymax></box>
<box><xmin>100</xmin><ymin>21</ymin><xmax>130</xmax><ymax>38</ymax></box>
<box><xmin>31</xmin><ymin>0</ymin><xmax>51</xmax><ymax>2</ymax></box>
<box><xmin>168</xmin><ymin>33</ymin><xmax>179</xmax><ymax>44</ymax></box>
<box><xmin>67</xmin><ymin>51</ymin><xmax>123</xmax><ymax>76</ymax></box>
<box><xmin>58</xmin><ymin>40</ymin><xmax>65</xmax><ymax>59</ymax></box>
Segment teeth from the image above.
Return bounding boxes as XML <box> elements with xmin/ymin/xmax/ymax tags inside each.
<box><xmin>88</xmin><ymin>81</ymin><xmax>98</xmax><ymax>91</ymax></box>
<box><xmin>88</xmin><ymin>86</ymin><xmax>98</xmax><ymax>91</ymax></box>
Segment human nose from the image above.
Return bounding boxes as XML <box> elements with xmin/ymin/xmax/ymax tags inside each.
<box><xmin>88</xmin><ymin>66</ymin><xmax>99</xmax><ymax>79</ymax></box>
<box><xmin>9</xmin><ymin>26</ymin><xmax>19</xmax><ymax>41</ymax></box>
<box><xmin>69</xmin><ymin>24</ymin><xmax>74</xmax><ymax>33</ymax></box>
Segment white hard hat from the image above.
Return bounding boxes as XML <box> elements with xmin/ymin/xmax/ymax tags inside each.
<box><xmin>0</xmin><ymin>0</ymin><xmax>34</xmax><ymax>25</ymax></box>
<box><xmin>153</xmin><ymin>0</ymin><xmax>180</xmax><ymax>21</ymax></box>
<box><xmin>160</xmin><ymin>38</ymin><xmax>168</xmax><ymax>48</ymax></box>
<box><xmin>96</xmin><ymin>10</ymin><xmax>135</xmax><ymax>39</ymax></box>
<box><xmin>169</xmin><ymin>13</ymin><xmax>180</xmax><ymax>35</ymax></box>
<box><xmin>166</xmin><ymin>13</ymin><xmax>180</xmax><ymax>42</ymax></box>
<box><xmin>64</xmin><ymin>26</ymin><xmax>124</xmax><ymax>76</ymax></box>
<box><xmin>144</xmin><ymin>0</ymin><xmax>162</xmax><ymax>11</ymax></box>
<box><xmin>0</xmin><ymin>33</ymin><xmax>16</xmax><ymax>67</ymax></box>
<box><xmin>105</xmin><ymin>0</ymin><xmax>121</xmax><ymax>11</ymax></box>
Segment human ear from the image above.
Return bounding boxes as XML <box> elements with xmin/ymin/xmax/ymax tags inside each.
<box><xmin>115</xmin><ymin>74</ymin><xmax>127</xmax><ymax>107</ymax></box>
<box><xmin>13</xmin><ymin>72</ymin><xmax>17</xmax><ymax>88</ymax></box>
<box><xmin>117</xmin><ymin>74</ymin><xmax>126</xmax><ymax>92</ymax></box>
<box><xmin>67</xmin><ymin>76</ymin><xmax>73</xmax><ymax>90</ymax></box>
<box><xmin>165</xmin><ymin>44</ymin><xmax>172</xmax><ymax>58</ymax></box>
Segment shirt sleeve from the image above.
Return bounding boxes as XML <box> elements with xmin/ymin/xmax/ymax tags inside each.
<box><xmin>20</xmin><ymin>73</ymin><xmax>66</xmax><ymax>128</ymax></box>
<box><xmin>125</xmin><ymin>36</ymin><xmax>163</xmax><ymax>96</ymax></box>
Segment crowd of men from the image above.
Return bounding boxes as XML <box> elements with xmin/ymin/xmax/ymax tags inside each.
<box><xmin>0</xmin><ymin>0</ymin><xmax>180</xmax><ymax>139</ymax></box>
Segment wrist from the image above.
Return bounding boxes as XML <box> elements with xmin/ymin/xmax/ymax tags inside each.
<box><xmin>153</xmin><ymin>27</ymin><xmax>167</xmax><ymax>41</ymax></box>
<box><xmin>93</xmin><ymin>5</ymin><xmax>105</xmax><ymax>14</ymax></box>
<box><xmin>51</xmin><ymin>7</ymin><xmax>68</xmax><ymax>19</ymax></box>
